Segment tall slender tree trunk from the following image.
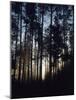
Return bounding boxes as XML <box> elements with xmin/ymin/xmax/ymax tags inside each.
<box><xmin>22</xmin><ymin>24</ymin><xmax>27</xmax><ymax>80</ymax></box>
<box><xmin>40</xmin><ymin>9</ymin><xmax>44</xmax><ymax>80</ymax></box>
<box><xmin>18</xmin><ymin>5</ymin><xmax>22</xmax><ymax>80</ymax></box>
<box><xmin>37</xmin><ymin>40</ymin><xmax>39</xmax><ymax>80</ymax></box>
<box><xmin>63</xmin><ymin>6</ymin><xmax>65</xmax><ymax>55</ymax></box>
<box><xmin>37</xmin><ymin>28</ymin><xmax>41</xmax><ymax>80</ymax></box>
<box><xmin>13</xmin><ymin>14</ymin><xmax>19</xmax><ymax>79</ymax></box>
<box><xmin>72</xmin><ymin>6</ymin><xmax>74</xmax><ymax>56</ymax></box>
<box><xmin>28</xmin><ymin>47</ymin><xmax>30</xmax><ymax>80</ymax></box>
<box><xmin>49</xmin><ymin>5</ymin><xmax>52</xmax><ymax>74</ymax></box>
<box><xmin>34</xmin><ymin>29</ymin><xmax>38</xmax><ymax>80</ymax></box>
<box><xmin>30</xmin><ymin>27</ymin><xmax>33</xmax><ymax>80</ymax></box>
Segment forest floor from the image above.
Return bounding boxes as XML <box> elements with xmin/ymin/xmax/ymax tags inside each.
<box><xmin>11</xmin><ymin>58</ymin><xmax>74</xmax><ymax>99</ymax></box>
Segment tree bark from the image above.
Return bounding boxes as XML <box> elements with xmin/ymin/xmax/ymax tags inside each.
<box><xmin>18</xmin><ymin>5</ymin><xmax>22</xmax><ymax>80</ymax></box>
<box><xmin>13</xmin><ymin>14</ymin><xmax>19</xmax><ymax>79</ymax></box>
<box><xmin>40</xmin><ymin>8</ymin><xmax>44</xmax><ymax>80</ymax></box>
<box><xmin>22</xmin><ymin>24</ymin><xmax>27</xmax><ymax>80</ymax></box>
<box><xmin>49</xmin><ymin>5</ymin><xmax>52</xmax><ymax>74</ymax></box>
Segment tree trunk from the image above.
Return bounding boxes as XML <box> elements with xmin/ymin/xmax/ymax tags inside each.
<box><xmin>13</xmin><ymin>14</ymin><xmax>19</xmax><ymax>79</ymax></box>
<box><xmin>18</xmin><ymin>5</ymin><xmax>22</xmax><ymax>80</ymax></box>
<box><xmin>40</xmin><ymin>10</ymin><xmax>44</xmax><ymax>80</ymax></box>
<box><xmin>49</xmin><ymin>6</ymin><xmax>52</xmax><ymax>74</ymax></box>
<box><xmin>30</xmin><ymin>27</ymin><xmax>33</xmax><ymax>80</ymax></box>
<box><xmin>22</xmin><ymin>24</ymin><xmax>27</xmax><ymax>80</ymax></box>
<box><xmin>37</xmin><ymin>41</ymin><xmax>39</xmax><ymax>80</ymax></box>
